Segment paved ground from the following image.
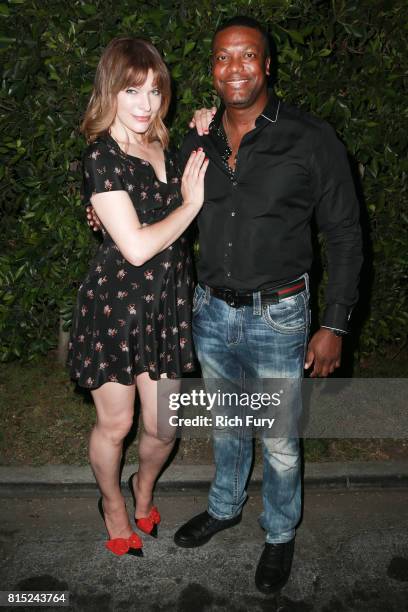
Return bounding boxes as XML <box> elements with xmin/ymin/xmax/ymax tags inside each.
<box><xmin>0</xmin><ymin>486</ymin><xmax>407</xmax><ymax>611</ymax></box>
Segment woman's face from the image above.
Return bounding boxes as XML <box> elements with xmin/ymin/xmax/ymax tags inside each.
<box><xmin>113</xmin><ymin>69</ymin><xmax>162</xmax><ymax>138</ymax></box>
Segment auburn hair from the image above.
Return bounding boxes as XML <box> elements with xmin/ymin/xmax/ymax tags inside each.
<box><xmin>81</xmin><ymin>37</ymin><xmax>171</xmax><ymax>148</ymax></box>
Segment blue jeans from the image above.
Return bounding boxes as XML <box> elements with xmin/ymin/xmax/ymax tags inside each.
<box><xmin>192</xmin><ymin>277</ymin><xmax>310</xmax><ymax>544</ymax></box>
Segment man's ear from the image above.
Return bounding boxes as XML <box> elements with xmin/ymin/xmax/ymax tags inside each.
<box><xmin>265</xmin><ymin>56</ymin><xmax>271</xmax><ymax>76</ymax></box>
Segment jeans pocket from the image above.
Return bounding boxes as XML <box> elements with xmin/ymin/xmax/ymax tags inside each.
<box><xmin>192</xmin><ymin>284</ymin><xmax>206</xmax><ymax>315</ymax></box>
<box><xmin>262</xmin><ymin>293</ymin><xmax>307</xmax><ymax>334</ymax></box>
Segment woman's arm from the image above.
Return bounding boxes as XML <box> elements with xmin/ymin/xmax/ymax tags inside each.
<box><xmin>85</xmin><ymin>117</ymin><xmax>214</xmax><ymax>233</ymax></box>
<box><xmin>91</xmin><ymin>149</ymin><xmax>208</xmax><ymax>267</ymax></box>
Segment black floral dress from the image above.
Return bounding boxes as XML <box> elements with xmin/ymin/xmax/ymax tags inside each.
<box><xmin>67</xmin><ymin>133</ymin><xmax>195</xmax><ymax>388</ymax></box>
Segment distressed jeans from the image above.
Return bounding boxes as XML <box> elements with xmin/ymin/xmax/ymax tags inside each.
<box><xmin>192</xmin><ymin>276</ymin><xmax>310</xmax><ymax>544</ymax></box>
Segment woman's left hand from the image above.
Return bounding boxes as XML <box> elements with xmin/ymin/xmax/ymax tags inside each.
<box><xmin>86</xmin><ymin>205</ymin><xmax>102</xmax><ymax>232</ymax></box>
<box><xmin>188</xmin><ymin>107</ymin><xmax>217</xmax><ymax>136</ymax></box>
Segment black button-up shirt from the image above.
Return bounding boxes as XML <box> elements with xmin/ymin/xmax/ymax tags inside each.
<box><xmin>180</xmin><ymin>91</ymin><xmax>363</xmax><ymax>331</ymax></box>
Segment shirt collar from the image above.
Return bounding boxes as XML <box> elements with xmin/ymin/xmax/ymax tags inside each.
<box><xmin>209</xmin><ymin>89</ymin><xmax>281</xmax><ymax>133</ymax></box>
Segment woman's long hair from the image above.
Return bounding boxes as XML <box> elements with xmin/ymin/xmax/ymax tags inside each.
<box><xmin>81</xmin><ymin>37</ymin><xmax>171</xmax><ymax>148</ymax></box>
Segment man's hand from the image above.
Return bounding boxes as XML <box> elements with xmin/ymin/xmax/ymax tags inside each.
<box><xmin>86</xmin><ymin>205</ymin><xmax>102</xmax><ymax>232</ymax></box>
<box><xmin>189</xmin><ymin>107</ymin><xmax>217</xmax><ymax>136</ymax></box>
<box><xmin>304</xmin><ymin>328</ymin><xmax>342</xmax><ymax>377</ymax></box>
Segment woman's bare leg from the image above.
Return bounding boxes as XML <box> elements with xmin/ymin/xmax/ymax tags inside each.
<box><xmin>131</xmin><ymin>372</ymin><xmax>178</xmax><ymax>518</ymax></box>
<box><xmin>90</xmin><ymin>382</ymin><xmax>135</xmax><ymax>538</ymax></box>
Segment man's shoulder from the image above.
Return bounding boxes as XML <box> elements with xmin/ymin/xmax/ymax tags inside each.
<box><xmin>279</xmin><ymin>99</ymin><xmax>333</xmax><ymax>137</ymax></box>
<box><xmin>181</xmin><ymin>128</ymin><xmax>205</xmax><ymax>153</ymax></box>
<box><xmin>279</xmin><ymin>100</ymin><xmax>347</xmax><ymax>165</ymax></box>
<box><xmin>179</xmin><ymin>128</ymin><xmax>207</xmax><ymax>168</ymax></box>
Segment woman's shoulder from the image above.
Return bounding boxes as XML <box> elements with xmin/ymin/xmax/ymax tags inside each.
<box><xmin>83</xmin><ymin>134</ymin><xmax>121</xmax><ymax>165</ymax></box>
<box><xmin>81</xmin><ymin>134</ymin><xmax>127</xmax><ymax>196</ymax></box>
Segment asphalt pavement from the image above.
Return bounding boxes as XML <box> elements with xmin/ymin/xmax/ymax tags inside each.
<box><xmin>0</xmin><ymin>463</ymin><xmax>407</xmax><ymax>612</ymax></box>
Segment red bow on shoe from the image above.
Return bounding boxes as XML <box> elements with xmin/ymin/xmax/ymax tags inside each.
<box><xmin>136</xmin><ymin>506</ymin><xmax>161</xmax><ymax>535</ymax></box>
<box><xmin>105</xmin><ymin>532</ymin><xmax>143</xmax><ymax>556</ymax></box>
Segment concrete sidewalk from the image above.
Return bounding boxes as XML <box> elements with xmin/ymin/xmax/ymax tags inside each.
<box><xmin>1</xmin><ymin>460</ymin><xmax>408</xmax><ymax>495</ymax></box>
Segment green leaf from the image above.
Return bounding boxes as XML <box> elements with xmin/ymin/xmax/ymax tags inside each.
<box><xmin>285</xmin><ymin>29</ymin><xmax>304</xmax><ymax>44</ymax></box>
<box><xmin>182</xmin><ymin>87</ymin><xmax>193</xmax><ymax>103</ymax></box>
<box><xmin>183</xmin><ymin>41</ymin><xmax>196</xmax><ymax>56</ymax></box>
<box><xmin>81</xmin><ymin>3</ymin><xmax>98</xmax><ymax>16</ymax></box>
<box><xmin>343</xmin><ymin>23</ymin><xmax>364</xmax><ymax>37</ymax></box>
<box><xmin>171</xmin><ymin>64</ymin><xmax>182</xmax><ymax>79</ymax></box>
<box><xmin>0</xmin><ymin>36</ymin><xmax>15</xmax><ymax>47</ymax></box>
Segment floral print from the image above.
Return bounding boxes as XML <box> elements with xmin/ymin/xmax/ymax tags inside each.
<box><xmin>67</xmin><ymin>133</ymin><xmax>195</xmax><ymax>389</ymax></box>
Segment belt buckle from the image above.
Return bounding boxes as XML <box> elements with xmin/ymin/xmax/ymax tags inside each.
<box><xmin>224</xmin><ymin>289</ymin><xmax>236</xmax><ymax>308</ymax></box>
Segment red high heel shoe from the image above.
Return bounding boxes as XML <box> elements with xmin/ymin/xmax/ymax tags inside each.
<box><xmin>128</xmin><ymin>473</ymin><xmax>161</xmax><ymax>538</ymax></box>
<box><xmin>98</xmin><ymin>497</ymin><xmax>143</xmax><ymax>556</ymax></box>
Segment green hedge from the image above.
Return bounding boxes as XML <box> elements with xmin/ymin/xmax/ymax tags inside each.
<box><xmin>1</xmin><ymin>0</ymin><xmax>407</xmax><ymax>361</ymax></box>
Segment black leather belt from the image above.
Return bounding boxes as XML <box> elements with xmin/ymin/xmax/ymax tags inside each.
<box><xmin>201</xmin><ymin>278</ymin><xmax>306</xmax><ymax>308</ymax></box>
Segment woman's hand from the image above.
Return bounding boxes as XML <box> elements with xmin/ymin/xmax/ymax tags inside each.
<box><xmin>181</xmin><ymin>149</ymin><xmax>209</xmax><ymax>209</ymax></box>
<box><xmin>189</xmin><ymin>107</ymin><xmax>217</xmax><ymax>136</ymax></box>
<box><xmin>86</xmin><ymin>205</ymin><xmax>102</xmax><ymax>231</ymax></box>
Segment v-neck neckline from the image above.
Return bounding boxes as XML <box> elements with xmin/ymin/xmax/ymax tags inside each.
<box><xmin>105</xmin><ymin>132</ymin><xmax>168</xmax><ymax>185</ymax></box>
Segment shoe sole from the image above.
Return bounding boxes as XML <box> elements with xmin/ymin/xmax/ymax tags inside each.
<box><xmin>255</xmin><ymin>576</ymin><xmax>288</xmax><ymax>595</ymax></box>
<box><xmin>174</xmin><ymin>514</ymin><xmax>242</xmax><ymax>548</ymax></box>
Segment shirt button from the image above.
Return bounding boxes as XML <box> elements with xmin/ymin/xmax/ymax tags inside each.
<box><xmin>232</xmin><ymin>181</ymin><xmax>238</xmax><ymax>187</ymax></box>
<box><xmin>228</xmin><ymin>242</ymin><xmax>232</xmax><ymax>247</ymax></box>
<box><xmin>231</xmin><ymin>211</ymin><xmax>236</xmax><ymax>217</ymax></box>
<box><xmin>227</xmin><ymin>272</ymin><xmax>231</xmax><ymax>277</ymax></box>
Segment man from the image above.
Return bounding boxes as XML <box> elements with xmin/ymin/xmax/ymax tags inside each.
<box><xmin>173</xmin><ymin>15</ymin><xmax>362</xmax><ymax>594</ymax></box>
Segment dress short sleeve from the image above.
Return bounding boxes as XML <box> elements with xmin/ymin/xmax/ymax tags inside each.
<box><xmin>81</xmin><ymin>140</ymin><xmax>126</xmax><ymax>205</ymax></box>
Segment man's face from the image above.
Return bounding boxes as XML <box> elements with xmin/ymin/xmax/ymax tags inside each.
<box><xmin>212</xmin><ymin>26</ymin><xmax>270</xmax><ymax>108</ymax></box>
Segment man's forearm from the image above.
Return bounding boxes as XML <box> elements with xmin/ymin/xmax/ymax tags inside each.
<box><xmin>322</xmin><ymin>224</ymin><xmax>363</xmax><ymax>331</ymax></box>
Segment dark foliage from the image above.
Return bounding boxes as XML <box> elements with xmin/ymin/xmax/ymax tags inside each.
<box><xmin>1</xmin><ymin>0</ymin><xmax>407</xmax><ymax>360</ymax></box>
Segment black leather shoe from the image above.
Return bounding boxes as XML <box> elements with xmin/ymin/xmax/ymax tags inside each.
<box><xmin>255</xmin><ymin>538</ymin><xmax>295</xmax><ymax>594</ymax></box>
<box><xmin>174</xmin><ymin>510</ymin><xmax>241</xmax><ymax>548</ymax></box>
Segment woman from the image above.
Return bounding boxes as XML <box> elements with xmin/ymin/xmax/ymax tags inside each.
<box><xmin>67</xmin><ymin>37</ymin><xmax>208</xmax><ymax>556</ymax></box>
